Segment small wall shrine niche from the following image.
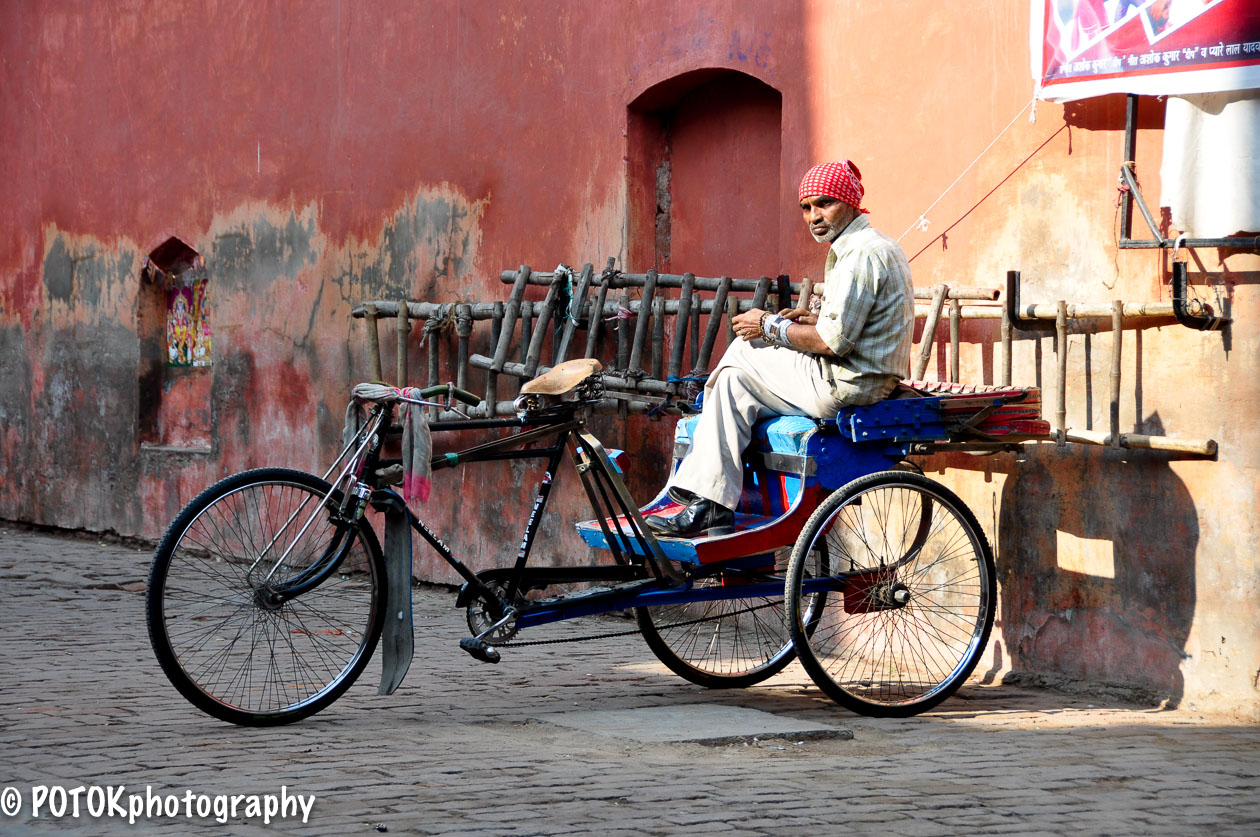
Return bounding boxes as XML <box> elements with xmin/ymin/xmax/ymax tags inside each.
<box><xmin>143</xmin><ymin>237</ymin><xmax>212</xmax><ymax>367</ymax></box>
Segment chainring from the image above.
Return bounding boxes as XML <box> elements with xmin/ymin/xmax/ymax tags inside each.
<box><xmin>465</xmin><ymin>581</ymin><xmax>521</xmax><ymax>642</ymax></box>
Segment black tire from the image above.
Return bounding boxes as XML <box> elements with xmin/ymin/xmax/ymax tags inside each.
<box><xmin>785</xmin><ymin>471</ymin><xmax>995</xmax><ymax>716</ymax></box>
<box><xmin>146</xmin><ymin>468</ymin><xmax>386</xmax><ymax>725</ymax></box>
<box><xmin>636</xmin><ymin>545</ymin><xmax>827</xmax><ymax>689</ymax></box>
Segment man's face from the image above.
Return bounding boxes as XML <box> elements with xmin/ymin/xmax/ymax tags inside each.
<box><xmin>800</xmin><ymin>195</ymin><xmax>853</xmax><ymax>243</ymax></box>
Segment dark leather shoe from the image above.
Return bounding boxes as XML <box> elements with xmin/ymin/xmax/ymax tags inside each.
<box><xmin>667</xmin><ymin>486</ymin><xmax>698</xmax><ymax>504</ymax></box>
<box><xmin>646</xmin><ymin>497</ymin><xmax>735</xmax><ymax>538</ymax></box>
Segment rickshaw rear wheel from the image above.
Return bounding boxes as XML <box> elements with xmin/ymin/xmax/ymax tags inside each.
<box><xmin>785</xmin><ymin>470</ymin><xmax>995</xmax><ymax>716</ymax></box>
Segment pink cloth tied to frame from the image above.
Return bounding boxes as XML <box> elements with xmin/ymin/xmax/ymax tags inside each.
<box><xmin>798</xmin><ymin>160</ymin><xmax>869</xmax><ymax>213</ymax></box>
<box><xmin>343</xmin><ymin>384</ymin><xmax>432</xmax><ymax>510</ymax></box>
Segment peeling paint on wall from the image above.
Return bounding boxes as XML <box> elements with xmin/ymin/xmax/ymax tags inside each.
<box><xmin>2</xmin><ymin>1</ymin><xmax>1257</xmax><ymax>715</ymax></box>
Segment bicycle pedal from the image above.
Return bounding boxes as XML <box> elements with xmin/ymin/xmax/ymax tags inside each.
<box><xmin>459</xmin><ymin>636</ymin><xmax>501</xmax><ymax>664</ymax></box>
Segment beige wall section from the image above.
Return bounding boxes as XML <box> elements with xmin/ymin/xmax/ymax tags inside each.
<box><xmin>802</xmin><ymin>1</ymin><xmax>1257</xmax><ymax>715</ymax></box>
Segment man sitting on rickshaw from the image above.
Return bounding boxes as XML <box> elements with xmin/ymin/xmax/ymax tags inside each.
<box><xmin>648</xmin><ymin>160</ymin><xmax>915</xmax><ymax>538</ymax></box>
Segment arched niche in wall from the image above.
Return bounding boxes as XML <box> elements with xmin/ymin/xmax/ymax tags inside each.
<box><xmin>626</xmin><ymin>70</ymin><xmax>783</xmax><ymax>278</ymax></box>
<box><xmin>138</xmin><ymin>236</ymin><xmax>213</xmax><ymax>453</ymax></box>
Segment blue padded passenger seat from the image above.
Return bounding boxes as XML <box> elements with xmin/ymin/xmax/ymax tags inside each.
<box><xmin>673</xmin><ymin>414</ymin><xmax>826</xmax><ymax>463</ymax></box>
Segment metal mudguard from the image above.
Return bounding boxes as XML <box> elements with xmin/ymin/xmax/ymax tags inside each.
<box><xmin>377</xmin><ymin>498</ymin><xmax>414</xmax><ymax>695</ymax></box>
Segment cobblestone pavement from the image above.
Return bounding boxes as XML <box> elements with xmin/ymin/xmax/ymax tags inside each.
<box><xmin>1</xmin><ymin>524</ymin><xmax>1257</xmax><ymax>836</ymax></box>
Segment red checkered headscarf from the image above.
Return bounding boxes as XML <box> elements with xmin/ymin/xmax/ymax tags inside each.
<box><xmin>798</xmin><ymin>161</ymin><xmax>868</xmax><ymax>213</ymax></box>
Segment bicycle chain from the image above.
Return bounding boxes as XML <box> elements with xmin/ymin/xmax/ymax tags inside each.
<box><xmin>493</xmin><ymin>599</ymin><xmax>781</xmax><ymax>648</ymax></box>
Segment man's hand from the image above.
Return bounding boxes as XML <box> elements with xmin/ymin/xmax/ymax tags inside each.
<box><xmin>732</xmin><ymin>308</ymin><xmax>769</xmax><ymax>341</ymax></box>
<box><xmin>731</xmin><ymin>306</ymin><xmax>835</xmax><ymax>356</ymax></box>
<box><xmin>780</xmin><ymin>307</ymin><xmax>818</xmax><ymax>327</ymax></box>
<box><xmin>732</xmin><ymin>307</ymin><xmax>816</xmax><ymax>341</ymax></box>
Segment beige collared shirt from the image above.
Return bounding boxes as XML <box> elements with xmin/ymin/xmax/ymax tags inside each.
<box><xmin>813</xmin><ymin>215</ymin><xmax>914</xmax><ymax>404</ymax></box>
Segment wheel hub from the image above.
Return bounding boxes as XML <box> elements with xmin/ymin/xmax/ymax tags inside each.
<box><xmin>843</xmin><ymin>570</ymin><xmax>911</xmax><ymax>614</ymax></box>
<box><xmin>253</xmin><ymin>584</ymin><xmax>286</xmax><ymax>611</ymax></box>
<box><xmin>871</xmin><ymin>582</ymin><xmax>911</xmax><ymax>609</ymax></box>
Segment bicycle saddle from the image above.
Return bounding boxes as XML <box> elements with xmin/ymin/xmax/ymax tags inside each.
<box><xmin>519</xmin><ymin>358</ymin><xmax>603</xmax><ymax>396</ymax></box>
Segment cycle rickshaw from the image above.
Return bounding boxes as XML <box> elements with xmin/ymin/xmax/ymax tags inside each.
<box><xmin>146</xmin><ymin>357</ymin><xmax>1049</xmax><ymax>725</ymax></box>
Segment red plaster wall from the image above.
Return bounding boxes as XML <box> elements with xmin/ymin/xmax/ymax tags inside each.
<box><xmin>1</xmin><ymin>0</ymin><xmax>1256</xmax><ymax>715</ymax></box>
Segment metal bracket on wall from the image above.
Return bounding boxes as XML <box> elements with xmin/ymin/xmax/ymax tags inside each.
<box><xmin>1118</xmin><ymin>94</ymin><xmax>1260</xmax><ymax>253</ymax></box>
<box><xmin>1171</xmin><ymin>261</ymin><xmax>1229</xmax><ymax>331</ymax></box>
<box><xmin>1007</xmin><ymin>267</ymin><xmax>1229</xmax><ymax>334</ymax></box>
<box><xmin>1001</xmin><ymin>269</ymin><xmax>1217</xmax><ymax>455</ymax></box>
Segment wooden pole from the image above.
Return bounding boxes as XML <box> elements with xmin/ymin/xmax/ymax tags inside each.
<box><xmin>627</xmin><ymin>268</ymin><xmax>658</xmax><ymax>377</ymax></box>
<box><xmin>651</xmin><ymin>295</ymin><xmax>665</xmax><ymax>381</ymax></box>
<box><xmin>584</xmin><ymin>268</ymin><xmax>613</xmax><ymax>360</ymax></box>
<box><xmin>751</xmin><ymin>276</ymin><xmax>770</xmax><ymax>312</ymax></box>
<box><xmin>485</xmin><ymin>301</ymin><xmax>503</xmax><ymax>417</ymax></box>
<box><xmin>1110</xmin><ymin>300</ymin><xmax>1123</xmax><ymax>449</ymax></box>
<box><xmin>365</xmin><ymin>303</ymin><xmax>383</xmax><ymax>382</ymax></box>
<box><xmin>1014</xmin><ymin>301</ymin><xmax>1176</xmax><ymax>320</ymax></box>
<box><xmin>797</xmin><ymin>276</ymin><xmax>815</xmax><ymax>310</ymax></box>
<box><xmin>616</xmin><ymin>289</ymin><xmax>631</xmax><ymax>374</ymax></box>
<box><xmin>949</xmin><ymin>298</ymin><xmax>961</xmax><ymax>383</ymax></box>
<box><xmin>491</xmin><ymin>265</ymin><xmax>531</xmax><ymax>373</ymax></box>
<box><xmin>775</xmin><ymin>275</ymin><xmax>792</xmax><ymax>312</ymax></box>
<box><xmin>696</xmin><ymin>277</ymin><xmax>731</xmax><ymax>372</ymax></box>
<box><xmin>395</xmin><ymin>298</ymin><xmax>409</xmax><ymax>386</ymax></box>
<box><xmin>1000</xmin><ymin>301</ymin><xmax>1012</xmax><ymax>387</ymax></box>
<box><xmin>455</xmin><ymin>303</ymin><xmax>472</xmax><ymax>394</ymax></box>
<box><xmin>913</xmin><ymin>286</ymin><xmax>1000</xmax><ymax>301</ymax></box>
<box><xmin>524</xmin><ymin>272</ymin><xmax>564</xmax><ymax>379</ymax></box>
<box><xmin>556</xmin><ymin>262</ymin><xmax>593</xmax><ymax>363</ymax></box>
<box><xmin>689</xmin><ymin>287</ymin><xmax>701</xmax><ymax>370</ymax></box>
<box><xmin>519</xmin><ymin>301</ymin><xmax>533</xmax><ymax>367</ymax></box>
<box><xmin>426</xmin><ymin>310</ymin><xmax>440</xmax><ymax>391</ymax></box>
<box><xmin>1056</xmin><ymin>300</ymin><xmax>1068</xmax><ymax>445</ymax></box>
<box><xmin>668</xmin><ymin>272</ymin><xmax>695</xmax><ymax>383</ymax></box>
<box><xmin>1065</xmin><ymin>429</ymin><xmax>1216</xmax><ymax>456</ymax></box>
<box><xmin>912</xmin><ymin>284</ymin><xmax>947</xmax><ymax>380</ymax></box>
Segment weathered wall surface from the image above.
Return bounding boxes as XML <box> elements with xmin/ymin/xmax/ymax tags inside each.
<box><xmin>795</xmin><ymin>1</ymin><xmax>1258</xmax><ymax>715</ymax></box>
<box><xmin>1</xmin><ymin>1</ymin><xmax>1255</xmax><ymax>715</ymax></box>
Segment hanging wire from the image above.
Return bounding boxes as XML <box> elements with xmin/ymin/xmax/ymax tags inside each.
<box><xmin>897</xmin><ymin>98</ymin><xmax>1036</xmax><ymax>243</ymax></box>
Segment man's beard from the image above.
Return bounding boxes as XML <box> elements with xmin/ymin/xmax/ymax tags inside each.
<box><xmin>811</xmin><ymin>222</ymin><xmax>844</xmax><ymax>244</ymax></box>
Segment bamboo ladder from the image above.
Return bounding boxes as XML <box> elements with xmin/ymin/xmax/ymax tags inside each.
<box><xmin>350</xmin><ymin>262</ymin><xmax>1218</xmax><ymax>456</ymax></box>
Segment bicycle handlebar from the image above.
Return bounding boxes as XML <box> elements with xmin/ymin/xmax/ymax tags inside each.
<box><xmin>419</xmin><ymin>384</ymin><xmax>482</xmax><ymax>407</ymax></box>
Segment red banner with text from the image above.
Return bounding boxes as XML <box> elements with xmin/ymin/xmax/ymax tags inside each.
<box><xmin>1035</xmin><ymin>0</ymin><xmax>1260</xmax><ymax>101</ymax></box>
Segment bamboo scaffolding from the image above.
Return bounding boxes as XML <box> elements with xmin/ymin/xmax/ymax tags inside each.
<box><xmin>497</xmin><ymin>268</ymin><xmax>1000</xmax><ymax>300</ymax></box>
<box><xmin>352</xmin><ymin>266</ymin><xmax>1216</xmax><ymax>457</ymax></box>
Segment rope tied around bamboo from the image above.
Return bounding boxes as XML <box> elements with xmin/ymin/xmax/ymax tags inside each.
<box><xmin>419</xmin><ymin>303</ymin><xmax>457</xmax><ymax>347</ymax></box>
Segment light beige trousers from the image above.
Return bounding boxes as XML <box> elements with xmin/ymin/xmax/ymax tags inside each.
<box><xmin>669</xmin><ymin>338</ymin><xmax>844</xmax><ymax>511</ymax></box>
